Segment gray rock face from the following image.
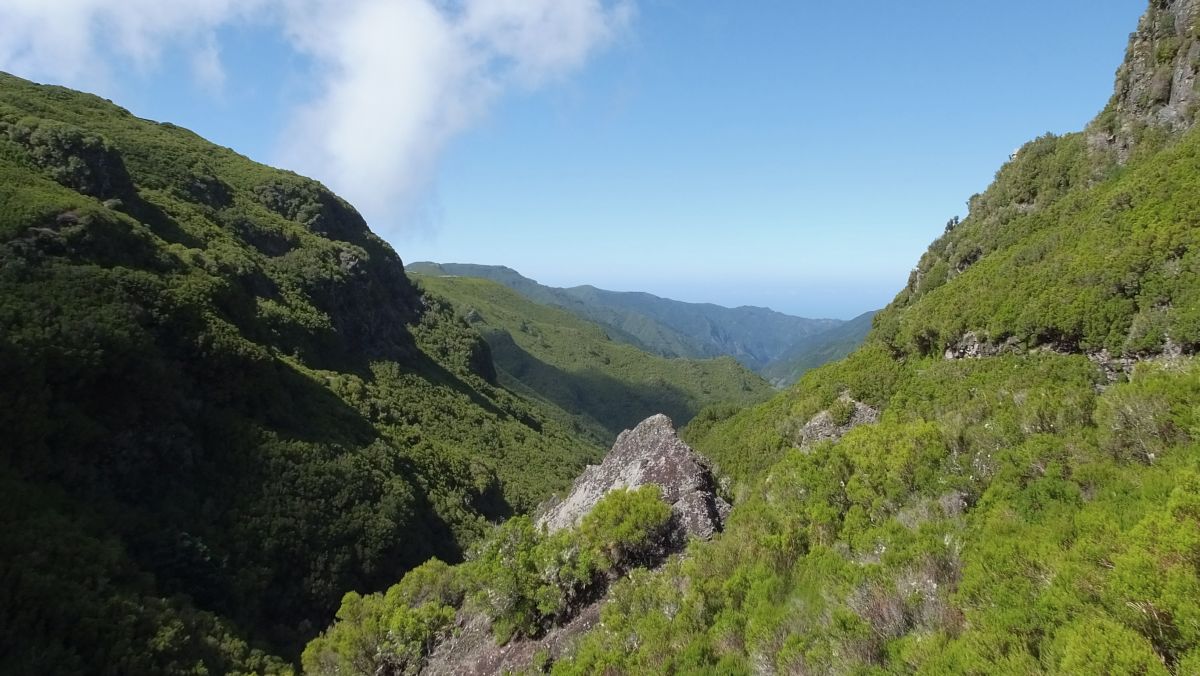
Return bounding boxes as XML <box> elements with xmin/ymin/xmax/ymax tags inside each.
<box><xmin>537</xmin><ymin>414</ymin><xmax>729</xmax><ymax>542</ymax></box>
<box><xmin>943</xmin><ymin>331</ymin><xmax>1023</xmax><ymax>360</ymax></box>
<box><xmin>1089</xmin><ymin>0</ymin><xmax>1200</xmax><ymax>162</ymax></box>
<box><xmin>799</xmin><ymin>394</ymin><xmax>879</xmax><ymax>448</ymax></box>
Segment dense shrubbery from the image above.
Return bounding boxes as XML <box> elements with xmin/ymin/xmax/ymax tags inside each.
<box><xmin>683</xmin><ymin>341</ymin><xmax>907</xmax><ymax>482</ymax></box>
<box><xmin>300</xmin><ymin>560</ymin><xmax>461</xmax><ymax>676</ymax></box>
<box><xmin>555</xmin><ymin>357</ymin><xmax>1200</xmax><ymax>674</ymax></box>
<box><xmin>875</xmin><ymin>123</ymin><xmax>1200</xmax><ymax>358</ymax></box>
<box><xmin>302</xmin><ymin>486</ymin><xmax>673</xmax><ymax>673</ymax></box>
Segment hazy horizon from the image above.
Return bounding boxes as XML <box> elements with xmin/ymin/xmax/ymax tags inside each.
<box><xmin>0</xmin><ymin>1</ymin><xmax>1144</xmax><ymax>318</ymax></box>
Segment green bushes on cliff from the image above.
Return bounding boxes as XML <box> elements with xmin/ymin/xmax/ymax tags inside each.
<box><xmin>875</xmin><ymin>125</ymin><xmax>1200</xmax><ymax>359</ymax></box>
<box><xmin>556</xmin><ymin>356</ymin><xmax>1200</xmax><ymax>674</ymax></box>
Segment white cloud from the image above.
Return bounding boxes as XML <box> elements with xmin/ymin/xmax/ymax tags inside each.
<box><xmin>191</xmin><ymin>34</ymin><xmax>227</xmax><ymax>95</ymax></box>
<box><xmin>0</xmin><ymin>0</ymin><xmax>632</xmax><ymax>236</ymax></box>
<box><xmin>279</xmin><ymin>0</ymin><xmax>632</xmax><ymax>229</ymax></box>
<box><xmin>0</xmin><ymin>0</ymin><xmax>265</xmax><ymax>92</ymax></box>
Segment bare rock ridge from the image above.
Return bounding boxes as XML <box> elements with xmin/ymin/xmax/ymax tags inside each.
<box><xmin>1090</xmin><ymin>0</ymin><xmax>1200</xmax><ymax>162</ymax></box>
<box><xmin>538</xmin><ymin>413</ymin><xmax>730</xmax><ymax>542</ymax></box>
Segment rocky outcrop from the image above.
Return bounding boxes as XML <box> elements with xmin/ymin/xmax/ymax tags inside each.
<box><xmin>799</xmin><ymin>394</ymin><xmax>879</xmax><ymax>448</ymax></box>
<box><xmin>1089</xmin><ymin>0</ymin><xmax>1200</xmax><ymax>162</ymax></box>
<box><xmin>943</xmin><ymin>331</ymin><xmax>1023</xmax><ymax>360</ymax></box>
<box><xmin>538</xmin><ymin>413</ymin><xmax>729</xmax><ymax>543</ymax></box>
<box><xmin>422</xmin><ymin>603</ymin><xmax>602</xmax><ymax>676</ymax></box>
<box><xmin>421</xmin><ymin>415</ymin><xmax>727</xmax><ymax>676</ymax></box>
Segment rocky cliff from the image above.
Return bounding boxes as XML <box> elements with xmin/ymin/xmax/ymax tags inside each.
<box><xmin>538</xmin><ymin>413</ymin><xmax>730</xmax><ymax>542</ymax></box>
<box><xmin>1090</xmin><ymin>0</ymin><xmax>1200</xmax><ymax>162</ymax></box>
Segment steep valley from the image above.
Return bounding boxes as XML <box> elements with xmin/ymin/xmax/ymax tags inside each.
<box><xmin>407</xmin><ymin>261</ymin><xmax>872</xmax><ymax>384</ymax></box>
<box><xmin>2</xmin><ymin>0</ymin><xmax>1200</xmax><ymax>674</ymax></box>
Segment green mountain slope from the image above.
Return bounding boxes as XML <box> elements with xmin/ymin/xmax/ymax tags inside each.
<box><xmin>759</xmin><ymin>309</ymin><xmax>877</xmax><ymax>386</ymax></box>
<box><xmin>411</xmin><ymin>273</ymin><xmax>773</xmax><ymax>442</ymax></box>
<box><xmin>407</xmin><ymin>261</ymin><xmax>862</xmax><ymax>374</ymax></box>
<box><xmin>0</xmin><ymin>72</ymin><xmax>606</xmax><ymax>672</ymax></box>
<box><xmin>321</xmin><ymin>3</ymin><xmax>1200</xmax><ymax>673</ymax></box>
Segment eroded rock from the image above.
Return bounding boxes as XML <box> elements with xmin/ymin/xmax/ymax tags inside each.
<box><xmin>423</xmin><ymin>415</ymin><xmax>727</xmax><ymax>676</ymax></box>
<box><xmin>943</xmin><ymin>331</ymin><xmax>1022</xmax><ymax>360</ymax></box>
<box><xmin>1088</xmin><ymin>0</ymin><xmax>1200</xmax><ymax>162</ymax></box>
<box><xmin>799</xmin><ymin>394</ymin><xmax>879</xmax><ymax>448</ymax></box>
<box><xmin>537</xmin><ymin>413</ymin><xmax>729</xmax><ymax>543</ymax></box>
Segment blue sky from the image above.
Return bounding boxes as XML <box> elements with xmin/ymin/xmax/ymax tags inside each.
<box><xmin>0</xmin><ymin>1</ymin><xmax>1145</xmax><ymax>318</ymax></box>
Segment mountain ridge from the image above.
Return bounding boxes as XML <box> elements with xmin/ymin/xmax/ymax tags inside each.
<box><xmin>408</xmin><ymin>261</ymin><xmax>871</xmax><ymax>382</ymax></box>
<box><xmin>0</xmin><ymin>71</ymin><xmax>608</xmax><ymax>672</ymax></box>
<box><xmin>409</xmin><ymin>272</ymin><xmax>773</xmax><ymax>443</ymax></box>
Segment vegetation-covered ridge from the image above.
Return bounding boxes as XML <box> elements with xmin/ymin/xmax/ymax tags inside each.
<box><xmin>0</xmin><ymin>71</ymin><xmax>609</xmax><ymax>673</ymax></box>
<box><xmin>303</xmin><ymin>485</ymin><xmax>677</xmax><ymax>675</ymax></box>
<box><xmin>760</xmin><ymin>309</ymin><xmax>876</xmax><ymax>387</ymax></box>
<box><xmin>408</xmin><ymin>261</ymin><xmax>871</xmax><ymax>382</ymax></box>
<box><xmin>410</xmin><ymin>273</ymin><xmax>772</xmax><ymax>443</ymax></box>
<box><xmin>876</xmin><ymin>0</ymin><xmax>1200</xmax><ymax>361</ymax></box>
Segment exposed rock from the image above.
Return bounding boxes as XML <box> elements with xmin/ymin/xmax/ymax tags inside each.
<box><xmin>1088</xmin><ymin>0</ymin><xmax>1200</xmax><ymax>162</ymax></box>
<box><xmin>1088</xmin><ymin>348</ymin><xmax>1140</xmax><ymax>384</ymax></box>
<box><xmin>941</xmin><ymin>332</ymin><xmax>1192</xmax><ymax>388</ymax></box>
<box><xmin>422</xmin><ymin>602</ymin><xmax>602</xmax><ymax>676</ymax></box>
<box><xmin>422</xmin><ymin>415</ymin><xmax>726</xmax><ymax>676</ymax></box>
<box><xmin>943</xmin><ymin>331</ymin><xmax>1022</xmax><ymax>360</ymax></box>
<box><xmin>537</xmin><ymin>413</ymin><xmax>729</xmax><ymax>543</ymax></box>
<box><xmin>799</xmin><ymin>393</ymin><xmax>879</xmax><ymax>449</ymax></box>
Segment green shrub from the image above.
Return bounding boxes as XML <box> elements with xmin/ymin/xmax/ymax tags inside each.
<box><xmin>466</xmin><ymin>488</ymin><xmax>673</xmax><ymax>643</ymax></box>
<box><xmin>580</xmin><ymin>486</ymin><xmax>673</xmax><ymax>569</ymax></box>
<box><xmin>828</xmin><ymin>397</ymin><xmax>856</xmax><ymax>427</ymax></box>
<box><xmin>301</xmin><ymin>587</ymin><xmax>457</xmax><ymax>676</ymax></box>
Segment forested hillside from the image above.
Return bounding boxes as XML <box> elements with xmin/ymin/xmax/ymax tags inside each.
<box><xmin>408</xmin><ymin>261</ymin><xmax>866</xmax><ymax>379</ymax></box>
<box><xmin>320</xmin><ymin>2</ymin><xmax>1200</xmax><ymax>673</ymax></box>
<box><xmin>0</xmin><ymin>72</ymin><xmax>616</xmax><ymax>672</ymax></box>
<box><xmin>411</xmin><ymin>273</ymin><xmax>772</xmax><ymax>443</ymax></box>
<box><xmin>759</xmin><ymin>310</ymin><xmax>876</xmax><ymax>387</ymax></box>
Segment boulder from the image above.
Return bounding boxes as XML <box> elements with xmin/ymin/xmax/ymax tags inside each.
<box><xmin>537</xmin><ymin>413</ymin><xmax>729</xmax><ymax>542</ymax></box>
